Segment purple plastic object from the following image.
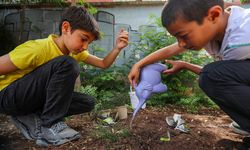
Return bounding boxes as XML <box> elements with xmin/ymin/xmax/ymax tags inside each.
<box><xmin>130</xmin><ymin>63</ymin><xmax>168</xmax><ymax>127</ymax></box>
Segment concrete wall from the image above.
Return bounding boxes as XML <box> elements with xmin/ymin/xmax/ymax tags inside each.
<box><xmin>97</xmin><ymin>5</ymin><xmax>163</xmax><ymax>30</ymax></box>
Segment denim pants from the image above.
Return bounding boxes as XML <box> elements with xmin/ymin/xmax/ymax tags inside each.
<box><xmin>0</xmin><ymin>56</ymin><xmax>95</xmax><ymax>127</ymax></box>
<box><xmin>199</xmin><ymin>59</ymin><xmax>250</xmax><ymax>132</ymax></box>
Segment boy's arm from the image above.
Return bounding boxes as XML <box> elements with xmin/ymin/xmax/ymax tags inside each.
<box><xmin>0</xmin><ymin>54</ymin><xmax>18</xmax><ymax>75</ymax></box>
<box><xmin>164</xmin><ymin>60</ymin><xmax>202</xmax><ymax>75</ymax></box>
<box><xmin>128</xmin><ymin>43</ymin><xmax>186</xmax><ymax>85</ymax></box>
<box><xmin>83</xmin><ymin>29</ymin><xmax>128</xmax><ymax>69</ymax></box>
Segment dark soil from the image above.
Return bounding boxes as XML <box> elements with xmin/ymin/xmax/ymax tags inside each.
<box><xmin>0</xmin><ymin>105</ymin><xmax>248</xmax><ymax>150</ymax></box>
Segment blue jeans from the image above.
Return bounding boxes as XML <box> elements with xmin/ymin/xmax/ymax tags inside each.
<box><xmin>0</xmin><ymin>56</ymin><xmax>95</xmax><ymax>127</ymax></box>
<box><xmin>199</xmin><ymin>59</ymin><xmax>250</xmax><ymax>132</ymax></box>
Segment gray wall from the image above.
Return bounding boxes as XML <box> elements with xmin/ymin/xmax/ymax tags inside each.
<box><xmin>97</xmin><ymin>5</ymin><xmax>163</xmax><ymax>30</ymax></box>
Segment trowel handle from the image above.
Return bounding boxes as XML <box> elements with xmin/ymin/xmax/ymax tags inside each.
<box><xmin>130</xmin><ymin>85</ymin><xmax>134</xmax><ymax>92</ymax></box>
<box><xmin>130</xmin><ymin>80</ymin><xmax>137</xmax><ymax>92</ymax></box>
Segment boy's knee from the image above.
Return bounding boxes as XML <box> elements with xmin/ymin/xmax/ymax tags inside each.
<box><xmin>55</xmin><ymin>56</ymin><xmax>80</xmax><ymax>76</ymax></box>
<box><xmin>198</xmin><ymin>64</ymin><xmax>217</xmax><ymax>94</ymax></box>
<box><xmin>87</xmin><ymin>97</ymin><xmax>96</xmax><ymax>111</ymax></box>
<box><xmin>198</xmin><ymin>73</ymin><xmax>208</xmax><ymax>92</ymax></box>
<box><xmin>77</xmin><ymin>93</ymin><xmax>96</xmax><ymax>112</ymax></box>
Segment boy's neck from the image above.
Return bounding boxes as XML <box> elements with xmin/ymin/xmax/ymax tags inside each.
<box><xmin>54</xmin><ymin>36</ymin><xmax>69</xmax><ymax>55</ymax></box>
<box><xmin>214</xmin><ymin>10</ymin><xmax>230</xmax><ymax>43</ymax></box>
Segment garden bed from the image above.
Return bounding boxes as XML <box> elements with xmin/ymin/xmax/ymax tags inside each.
<box><xmin>0</xmin><ymin>105</ymin><xmax>248</xmax><ymax>150</ymax></box>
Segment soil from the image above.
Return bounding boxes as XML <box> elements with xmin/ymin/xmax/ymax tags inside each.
<box><xmin>0</xmin><ymin>105</ymin><xmax>249</xmax><ymax>150</ymax></box>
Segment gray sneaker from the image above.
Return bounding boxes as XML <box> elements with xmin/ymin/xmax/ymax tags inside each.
<box><xmin>11</xmin><ymin>114</ymin><xmax>41</xmax><ymax>140</ymax></box>
<box><xmin>229</xmin><ymin>121</ymin><xmax>250</xmax><ymax>136</ymax></box>
<box><xmin>36</xmin><ymin>121</ymin><xmax>81</xmax><ymax>147</ymax></box>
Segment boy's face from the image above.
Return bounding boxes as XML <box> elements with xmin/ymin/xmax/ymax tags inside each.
<box><xmin>166</xmin><ymin>17</ymin><xmax>217</xmax><ymax>50</ymax></box>
<box><xmin>62</xmin><ymin>22</ymin><xmax>95</xmax><ymax>55</ymax></box>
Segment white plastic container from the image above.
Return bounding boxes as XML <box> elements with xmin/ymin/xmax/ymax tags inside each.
<box><xmin>129</xmin><ymin>86</ymin><xmax>146</xmax><ymax>110</ymax></box>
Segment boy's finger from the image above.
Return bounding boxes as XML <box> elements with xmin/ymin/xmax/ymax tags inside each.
<box><xmin>119</xmin><ymin>38</ymin><xmax>129</xmax><ymax>43</ymax></box>
<box><xmin>165</xmin><ymin>59</ymin><xmax>173</xmax><ymax>64</ymax></box>
<box><xmin>163</xmin><ymin>69</ymin><xmax>173</xmax><ymax>74</ymax></box>
<box><xmin>132</xmin><ymin>78</ymin><xmax>138</xmax><ymax>87</ymax></box>
<box><xmin>120</xmin><ymin>30</ymin><xmax>128</xmax><ymax>34</ymax></box>
<box><xmin>128</xmin><ymin>77</ymin><xmax>134</xmax><ymax>86</ymax></box>
<box><xmin>120</xmin><ymin>28</ymin><xmax>125</xmax><ymax>33</ymax></box>
<box><xmin>119</xmin><ymin>34</ymin><xmax>129</xmax><ymax>39</ymax></box>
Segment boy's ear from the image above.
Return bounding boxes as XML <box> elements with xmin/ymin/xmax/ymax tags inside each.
<box><xmin>207</xmin><ymin>6</ymin><xmax>223</xmax><ymax>23</ymax></box>
<box><xmin>61</xmin><ymin>21</ymin><xmax>71</xmax><ymax>34</ymax></box>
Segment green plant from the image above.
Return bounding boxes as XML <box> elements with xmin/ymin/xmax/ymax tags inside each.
<box><xmin>79</xmin><ymin>85</ymin><xmax>98</xmax><ymax>98</ymax></box>
<box><xmin>80</xmin><ymin>65</ymin><xmax>129</xmax><ymax>92</ymax></box>
<box><xmin>77</xmin><ymin>0</ymin><xmax>98</xmax><ymax>14</ymax></box>
<box><xmin>93</xmin><ymin>91</ymin><xmax>130</xmax><ymax>112</ymax></box>
<box><xmin>177</xmin><ymin>93</ymin><xmax>217</xmax><ymax>113</ymax></box>
<box><xmin>240</xmin><ymin>0</ymin><xmax>250</xmax><ymax>3</ymax></box>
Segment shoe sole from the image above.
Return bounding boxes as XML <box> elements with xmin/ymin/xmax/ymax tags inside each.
<box><xmin>36</xmin><ymin>133</ymin><xmax>81</xmax><ymax>147</ymax></box>
<box><xmin>229</xmin><ymin>123</ymin><xmax>250</xmax><ymax>136</ymax></box>
<box><xmin>10</xmin><ymin>117</ymin><xmax>34</xmax><ymax>140</ymax></box>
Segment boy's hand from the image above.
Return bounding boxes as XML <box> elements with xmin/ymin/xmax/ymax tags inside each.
<box><xmin>128</xmin><ymin>64</ymin><xmax>140</xmax><ymax>87</ymax></box>
<box><xmin>114</xmin><ymin>29</ymin><xmax>129</xmax><ymax>50</ymax></box>
<box><xmin>163</xmin><ymin>60</ymin><xmax>186</xmax><ymax>75</ymax></box>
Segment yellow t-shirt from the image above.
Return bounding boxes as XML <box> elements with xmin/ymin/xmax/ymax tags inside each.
<box><xmin>0</xmin><ymin>34</ymin><xmax>89</xmax><ymax>91</ymax></box>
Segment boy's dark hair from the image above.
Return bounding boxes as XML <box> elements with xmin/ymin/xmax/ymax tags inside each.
<box><xmin>161</xmin><ymin>0</ymin><xmax>224</xmax><ymax>28</ymax></box>
<box><xmin>59</xmin><ymin>6</ymin><xmax>100</xmax><ymax>40</ymax></box>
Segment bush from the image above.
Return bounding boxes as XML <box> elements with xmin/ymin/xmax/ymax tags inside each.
<box><xmin>80</xmin><ymin>15</ymin><xmax>216</xmax><ymax>111</ymax></box>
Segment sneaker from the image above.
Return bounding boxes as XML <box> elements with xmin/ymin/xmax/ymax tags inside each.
<box><xmin>36</xmin><ymin>121</ymin><xmax>81</xmax><ymax>146</ymax></box>
<box><xmin>10</xmin><ymin>114</ymin><xmax>41</xmax><ymax>140</ymax></box>
<box><xmin>229</xmin><ymin>121</ymin><xmax>250</xmax><ymax>136</ymax></box>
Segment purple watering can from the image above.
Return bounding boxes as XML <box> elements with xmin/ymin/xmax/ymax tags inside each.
<box><xmin>130</xmin><ymin>63</ymin><xmax>168</xmax><ymax>128</ymax></box>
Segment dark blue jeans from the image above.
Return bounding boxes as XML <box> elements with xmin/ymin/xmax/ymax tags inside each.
<box><xmin>0</xmin><ymin>56</ymin><xmax>95</xmax><ymax>127</ymax></box>
<box><xmin>199</xmin><ymin>59</ymin><xmax>250</xmax><ymax>132</ymax></box>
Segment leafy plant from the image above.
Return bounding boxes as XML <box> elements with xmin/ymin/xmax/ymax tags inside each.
<box><xmin>240</xmin><ymin>0</ymin><xmax>250</xmax><ymax>3</ymax></box>
<box><xmin>79</xmin><ymin>85</ymin><xmax>98</xmax><ymax>98</ymax></box>
<box><xmin>77</xmin><ymin>0</ymin><xmax>98</xmax><ymax>14</ymax></box>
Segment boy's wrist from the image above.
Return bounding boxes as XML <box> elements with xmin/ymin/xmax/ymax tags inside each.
<box><xmin>181</xmin><ymin>61</ymin><xmax>189</xmax><ymax>69</ymax></box>
<box><xmin>133</xmin><ymin>63</ymin><xmax>142</xmax><ymax>71</ymax></box>
<box><xmin>113</xmin><ymin>47</ymin><xmax>121</xmax><ymax>53</ymax></box>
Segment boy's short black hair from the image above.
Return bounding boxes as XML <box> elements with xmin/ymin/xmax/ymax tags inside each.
<box><xmin>161</xmin><ymin>0</ymin><xmax>224</xmax><ymax>27</ymax></box>
<box><xmin>59</xmin><ymin>6</ymin><xmax>100</xmax><ymax>40</ymax></box>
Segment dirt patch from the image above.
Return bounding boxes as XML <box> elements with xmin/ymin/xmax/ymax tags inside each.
<box><xmin>0</xmin><ymin>105</ymin><xmax>248</xmax><ymax>150</ymax></box>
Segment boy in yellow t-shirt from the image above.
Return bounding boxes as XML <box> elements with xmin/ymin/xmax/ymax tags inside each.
<box><xmin>0</xmin><ymin>6</ymin><xmax>128</xmax><ymax>146</ymax></box>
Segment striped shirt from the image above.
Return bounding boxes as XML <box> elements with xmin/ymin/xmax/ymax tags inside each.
<box><xmin>205</xmin><ymin>6</ymin><xmax>250</xmax><ymax>61</ymax></box>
